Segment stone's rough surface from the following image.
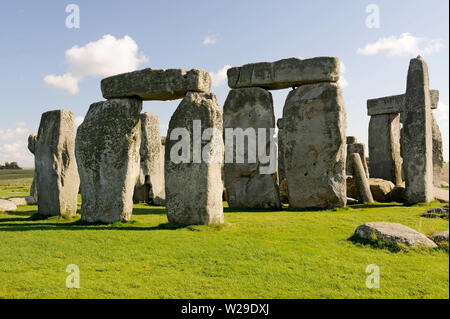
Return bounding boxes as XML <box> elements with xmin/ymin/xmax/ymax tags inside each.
<box><xmin>279</xmin><ymin>179</ymin><xmax>289</xmax><ymax>203</ymax></box>
<box><xmin>402</xmin><ymin>57</ymin><xmax>434</xmax><ymax>203</ymax></box>
<box><xmin>76</xmin><ymin>98</ymin><xmax>142</xmax><ymax>223</ymax></box>
<box><xmin>35</xmin><ymin>110</ymin><xmax>79</xmax><ymax>216</ymax></box>
<box><xmin>3</xmin><ymin>196</ymin><xmax>36</xmax><ymax>205</ymax></box>
<box><xmin>367</xmin><ymin>89</ymin><xmax>439</xmax><ymax>116</ymax></box>
<box><xmin>101</xmin><ymin>68</ymin><xmax>211</xmax><ymax>101</ymax></box>
<box><xmin>346</xmin><ymin>143</ymin><xmax>369</xmax><ymax>178</ymax></box>
<box><xmin>354</xmin><ymin>222</ymin><xmax>437</xmax><ymax>247</ymax></box>
<box><xmin>133</xmin><ymin>113</ymin><xmax>165</xmax><ymax>205</ymax></box>
<box><xmin>431</xmin><ymin>113</ymin><xmax>443</xmax><ymax>187</ymax></box>
<box><xmin>434</xmin><ymin>187</ymin><xmax>449</xmax><ymax>203</ymax></box>
<box><xmin>223</xmin><ymin>88</ymin><xmax>281</xmax><ymax>209</ymax></box>
<box><xmin>0</xmin><ymin>199</ymin><xmax>17</xmax><ymax>211</ymax></box>
<box><xmin>346</xmin><ymin>136</ymin><xmax>357</xmax><ymax>144</ymax></box>
<box><xmin>228</xmin><ymin>57</ymin><xmax>340</xmax><ymax>90</ymax></box>
<box><xmin>369</xmin><ymin>114</ymin><xmax>403</xmax><ymax>185</ymax></box>
<box><xmin>283</xmin><ymin>82</ymin><xmax>347</xmax><ymax>209</ymax></box>
<box><xmin>390</xmin><ymin>185</ymin><xmax>407</xmax><ymax>203</ymax></box>
<box><xmin>346</xmin><ymin>176</ymin><xmax>358</xmax><ymax>199</ymax></box>
<box><xmin>351</xmin><ymin>153</ymin><xmax>374</xmax><ymax>203</ymax></box>
<box><xmin>369</xmin><ymin>178</ymin><xmax>395</xmax><ymax>202</ymax></box>
<box><xmin>431</xmin><ymin>230</ymin><xmax>449</xmax><ymax>242</ymax></box>
<box><xmin>165</xmin><ymin>92</ymin><xmax>224</xmax><ymax>225</ymax></box>
<box><xmin>27</xmin><ymin>133</ymin><xmax>38</xmax><ymax>201</ymax></box>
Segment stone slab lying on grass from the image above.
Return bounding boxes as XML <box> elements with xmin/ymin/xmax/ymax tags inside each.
<box><xmin>354</xmin><ymin>222</ymin><xmax>437</xmax><ymax>247</ymax></box>
<box><xmin>4</xmin><ymin>196</ymin><xmax>36</xmax><ymax>206</ymax></box>
<box><xmin>431</xmin><ymin>230</ymin><xmax>449</xmax><ymax>242</ymax></box>
<box><xmin>434</xmin><ymin>187</ymin><xmax>449</xmax><ymax>203</ymax></box>
<box><xmin>101</xmin><ymin>68</ymin><xmax>211</xmax><ymax>101</ymax></box>
<box><xmin>369</xmin><ymin>178</ymin><xmax>395</xmax><ymax>202</ymax></box>
<box><xmin>227</xmin><ymin>57</ymin><xmax>340</xmax><ymax>90</ymax></box>
<box><xmin>0</xmin><ymin>199</ymin><xmax>17</xmax><ymax>211</ymax></box>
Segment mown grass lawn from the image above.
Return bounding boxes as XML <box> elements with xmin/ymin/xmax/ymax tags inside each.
<box><xmin>0</xmin><ymin>182</ymin><xmax>448</xmax><ymax>299</ymax></box>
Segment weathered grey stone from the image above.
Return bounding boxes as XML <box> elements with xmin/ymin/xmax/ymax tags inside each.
<box><xmin>346</xmin><ymin>176</ymin><xmax>358</xmax><ymax>199</ymax></box>
<box><xmin>389</xmin><ymin>185</ymin><xmax>407</xmax><ymax>203</ymax></box>
<box><xmin>133</xmin><ymin>113</ymin><xmax>165</xmax><ymax>205</ymax></box>
<box><xmin>228</xmin><ymin>57</ymin><xmax>340</xmax><ymax>90</ymax></box>
<box><xmin>76</xmin><ymin>98</ymin><xmax>142</xmax><ymax>223</ymax></box>
<box><xmin>431</xmin><ymin>113</ymin><xmax>443</xmax><ymax>188</ymax></box>
<box><xmin>354</xmin><ymin>222</ymin><xmax>437</xmax><ymax>247</ymax></box>
<box><xmin>27</xmin><ymin>133</ymin><xmax>38</xmax><ymax>201</ymax></box>
<box><xmin>27</xmin><ymin>133</ymin><xmax>37</xmax><ymax>154</ymax></box>
<box><xmin>402</xmin><ymin>56</ymin><xmax>434</xmax><ymax>203</ymax></box>
<box><xmin>431</xmin><ymin>230</ymin><xmax>449</xmax><ymax>242</ymax></box>
<box><xmin>165</xmin><ymin>92</ymin><xmax>224</xmax><ymax>225</ymax></box>
<box><xmin>283</xmin><ymin>82</ymin><xmax>346</xmax><ymax>209</ymax></box>
<box><xmin>369</xmin><ymin>114</ymin><xmax>403</xmax><ymax>185</ymax></box>
<box><xmin>0</xmin><ymin>199</ymin><xmax>17</xmax><ymax>211</ymax></box>
<box><xmin>347</xmin><ymin>197</ymin><xmax>359</xmax><ymax>205</ymax></box>
<box><xmin>35</xmin><ymin>110</ymin><xmax>79</xmax><ymax>216</ymax></box>
<box><xmin>367</xmin><ymin>89</ymin><xmax>439</xmax><ymax>116</ymax></box>
<box><xmin>346</xmin><ymin>142</ymin><xmax>369</xmax><ymax>178</ymax></box>
<box><xmin>346</xmin><ymin>136</ymin><xmax>357</xmax><ymax>144</ymax></box>
<box><xmin>101</xmin><ymin>68</ymin><xmax>211</xmax><ymax>101</ymax></box>
<box><xmin>223</xmin><ymin>88</ymin><xmax>281</xmax><ymax>209</ymax></box>
<box><xmin>350</xmin><ymin>153</ymin><xmax>374</xmax><ymax>203</ymax></box>
<box><xmin>434</xmin><ymin>187</ymin><xmax>449</xmax><ymax>203</ymax></box>
<box><xmin>369</xmin><ymin>178</ymin><xmax>395</xmax><ymax>202</ymax></box>
<box><xmin>4</xmin><ymin>196</ymin><xmax>36</xmax><ymax>206</ymax></box>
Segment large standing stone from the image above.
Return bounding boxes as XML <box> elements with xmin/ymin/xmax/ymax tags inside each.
<box><xmin>223</xmin><ymin>88</ymin><xmax>281</xmax><ymax>209</ymax></box>
<box><xmin>402</xmin><ymin>56</ymin><xmax>434</xmax><ymax>203</ymax></box>
<box><xmin>431</xmin><ymin>113</ymin><xmax>443</xmax><ymax>187</ymax></box>
<box><xmin>227</xmin><ymin>57</ymin><xmax>340</xmax><ymax>90</ymax></box>
<box><xmin>369</xmin><ymin>113</ymin><xmax>403</xmax><ymax>185</ymax></box>
<box><xmin>133</xmin><ymin>113</ymin><xmax>165</xmax><ymax>205</ymax></box>
<box><xmin>165</xmin><ymin>92</ymin><xmax>224</xmax><ymax>225</ymax></box>
<box><xmin>350</xmin><ymin>153</ymin><xmax>374</xmax><ymax>203</ymax></box>
<box><xmin>346</xmin><ymin>141</ymin><xmax>369</xmax><ymax>178</ymax></box>
<box><xmin>76</xmin><ymin>98</ymin><xmax>142</xmax><ymax>223</ymax></box>
<box><xmin>27</xmin><ymin>133</ymin><xmax>38</xmax><ymax>201</ymax></box>
<box><xmin>35</xmin><ymin>110</ymin><xmax>79</xmax><ymax>216</ymax></box>
<box><xmin>283</xmin><ymin>82</ymin><xmax>347</xmax><ymax>209</ymax></box>
<box><xmin>101</xmin><ymin>69</ymin><xmax>211</xmax><ymax>101</ymax></box>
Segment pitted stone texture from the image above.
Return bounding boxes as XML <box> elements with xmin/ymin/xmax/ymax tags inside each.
<box><xmin>228</xmin><ymin>57</ymin><xmax>340</xmax><ymax>90</ymax></box>
<box><xmin>369</xmin><ymin>114</ymin><xmax>403</xmax><ymax>185</ymax></box>
<box><xmin>35</xmin><ymin>110</ymin><xmax>79</xmax><ymax>216</ymax></box>
<box><xmin>402</xmin><ymin>56</ymin><xmax>434</xmax><ymax>203</ymax></box>
<box><xmin>354</xmin><ymin>222</ymin><xmax>437</xmax><ymax>247</ymax></box>
<box><xmin>346</xmin><ymin>143</ymin><xmax>369</xmax><ymax>178</ymax></box>
<box><xmin>431</xmin><ymin>113</ymin><xmax>443</xmax><ymax>188</ymax></box>
<box><xmin>27</xmin><ymin>133</ymin><xmax>38</xmax><ymax>201</ymax></box>
<box><xmin>76</xmin><ymin>98</ymin><xmax>142</xmax><ymax>223</ymax></box>
<box><xmin>0</xmin><ymin>199</ymin><xmax>17</xmax><ymax>211</ymax></box>
<box><xmin>367</xmin><ymin>89</ymin><xmax>439</xmax><ymax>116</ymax></box>
<box><xmin>369</xmin><ymin>178</ymin><xmax>395</xmax><ymax>202</ymax></box>
<box><xmin>283</xmin><ymin>82</ymin><xmax>347</xmax><ymax>209</ymax></box>
<box><xmin>101</xmin><ymin>68</ymin><xmax>211</xmax><ymax>101</ymax></box>
<box><xmin>165</xmin><ymin>92</ymin><xmax>224</xmax><ymax>225</ymax></box>
<box><xmin>350</xmin><ymin>153</ymin><xmax>373</xmax><ymax>203</ymax></box>
<box><xmin>223</xmin><ymin>88</ymin><xmax>281</xmax><ymax>209</ymax></box>
<box><xmin>133</xmin><ymin>113</ymin><xmax>165</xmax><ymax>205</ymax></box>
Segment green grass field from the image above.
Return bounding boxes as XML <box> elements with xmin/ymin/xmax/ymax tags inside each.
<box><xmin>0</xmin><ymin>170</ymin><xmax>448</xmax><ymax>299</ymax></box>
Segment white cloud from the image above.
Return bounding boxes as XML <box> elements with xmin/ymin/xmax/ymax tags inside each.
<box><xmin>0</xmin><ymin>122</ymin><xmax>32</xmax><ymax>167</ymax></box>
<box><xmin>74</xmin><ymin>116</ymin><xmax>84</xmax><ymax>128</ymax></box>
<box><xmin>0</xmin><ymin>124</ymin><xmax>29</xmax><ymax>142</ymax></box>
<box><xmin>44</xmin><ymin>35</ymin><xmax>148</xmax><ymax>94</ymax></box>
<box><xmin>203</xmin><ymin>34</ymin><xmax>218</xmax><ymax>46</ymax></box>
<box><xmin>338</xmin><ymin>61</ymin><xmax>348</xmax><ymax>89</ymax></box>
<box><xmin>357</xmin><ymin>32</ymin><xmax>444</xmax><ymax>57</ymax></box>
<box><xmin>210</xmin><ymin>65</ymin><xmax>231</xmax><ymax>87</ymax></box>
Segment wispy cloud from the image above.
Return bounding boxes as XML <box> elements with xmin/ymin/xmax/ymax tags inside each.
<box><xmin>357</xmin><ymin>32</ymin><xmax>444</xmax><ymax>57</ymax></box>
<box><xmin>338</xmin><ymin>61</ymin><xmax>348</xmax><ymax>89</ymax></box>
<box><xmin>210</xmin><ymin>65</ymin><xmax>231</xmax><ymax>87</ymax></box>
<box><xmin>0</xmin><ymin>122</ymin><xmax>32</xmax><ymax>167</ymax></box>
<box><xmin>203</xmin><ymin>34</ymin><xmax>218</xmax><ymax>46</ymax></box>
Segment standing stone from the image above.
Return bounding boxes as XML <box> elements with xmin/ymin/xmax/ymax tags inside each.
<box><xmin>223</xmin><ymin>88</ymin><xmax>281</xmax><ymax>209</ymax></box>
<box><xmin>76</xmin><ymin>98</ymin><xmax>142</xmax><ymax>223</ymax></box>
<box><xmin>283</xmin><ymin>82</ymin><xmax>347</xmax><ymax>209</ymax></box>
<box><xmin>402</xmin><ymin>56</ymin><xmax>434</xmax><ymax>203</ymax></box>
<box><xmin>133</xmin><ymin>113</ymin><xmax>165</xmax><ymax>205</ymax></box>
<box><xmin>27</xmin><ymin>133</ymin><xmax>38</xmax><ymax>201</ymax></box>
<box><xmin>431</xmin><ymin>113</ymin><xmax>443</xmax><ymax>187</ymax></box>
<box><xmin>165</xmin><ymin>92</ymin><xmax>224</xmax><ymax>225</ymax></box>
<box><xmin>350</xmin><ymin>153</ymin><xmax>374</xmax><ymax>203</ymax></box>
<box><xmin>346</xmin><ymin>141</ymin><xmax>369</xmax><ymax>178</ymax></box>
<box><xmin>35</xmin><ymin>110</ymin><xmax>79</xmax><ymax>216</ymax></box>
<box><xmin>369</xmin><ymin>113</ymin><xmax>403</xmax><ymax>185</ymax></box>
<box><xmin>277</xmin><ymin>119</ymin><xmax>288</xmax><ymax>202</ymax></box>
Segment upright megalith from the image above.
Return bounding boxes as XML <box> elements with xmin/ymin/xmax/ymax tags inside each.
<box><xmin>35</xmin><ymin>110</ymin><xmax>79</xmax><ymax>216</ymax></box>
<box><xmin>350</xmin><ymin>153</ymin><xmax>374</xmax><ymax>203</ymax></box>
<box><xmin>402</xmin><ymin>56</ymin><xmax>434</xmax><ymax>203</ymax></box>
<box><xmin>133</xmin><ymin>112</ymin><xmax>165</xmax><ymax>205</ymax></box>
<box><xmin>223</xmin><ymin>87</ymin><xmax>281</xmax><ymax>209</ymax></box>
<box><xmin>346</xmin><ymin>137</ymin><xmax>369</xmax><ymax>178</ymax></box>
<box><xmin>165</xmin><ymin>92</ymin><xmax>224</xmax><ymax>225</ymax></box>
<box><xmin>27</xmin><ymin>133</ymin><xmax>38</xmax><ymax>201</ymax></box>
<box><xmin>283</xmin><ymin>82</ymin><xmax>347</xmax><ymax>209</ymax></box>
<box><xmin>431</xmin><ymin>113</ymin><xmax>443</xmax><ymax>187</ymax></box>
<box><xmin>76</xmin><ymin>98</ymin><xmax>142</xmax><ymax>223</ymax></box>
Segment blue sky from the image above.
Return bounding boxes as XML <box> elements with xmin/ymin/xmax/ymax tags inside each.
<box><xmin>0</xmin><ymin>0</ymin><xmax>448</xmax><ymax>167</ymax></box>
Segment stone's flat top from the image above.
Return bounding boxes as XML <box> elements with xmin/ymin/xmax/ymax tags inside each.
<box><xmin>227</xmin><ymin>57</ymin><xmax>340</xmax><ymax>90</ymax></box>
<box><xmin>367</xmin><ymin>89</ymin><xmax>439</xmax><ymax>116</ymax></box>
<box><xmin>101</xmin><ymin>68</ymin><xmax>211</xmax><ymax>101</ymax></box>
<box><xmin>355</xmin><ymin>222</ymin><xmax>437</xmax><ymax>247</ymax></box>
<box><xmin>0</xmin><ymin>198</ymin><xmax>17</xmax><ymax>211</ymax></box>
<box><xmin>431</xmin><ymin>230</ymin><xmax>449</xmax><ymax>242</ymax></box>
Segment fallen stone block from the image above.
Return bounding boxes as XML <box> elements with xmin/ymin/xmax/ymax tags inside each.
<box><xmin>0</xmin><ymin>199</ymin><xmax>17</xmax><ymax>211</ymax></box>
<box><xmin>369</xmin><ymin>178</ymin><xmax>395</xmax><ymax>202</ymax></box>
<box><xmin>431</xmin><ymin>230</ymin><xmax>449</xmax><ymax>243</ymax></box>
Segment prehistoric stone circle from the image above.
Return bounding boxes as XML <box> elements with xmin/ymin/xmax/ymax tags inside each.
<box><xmin>133</xmin><ymin>112</ymin><xmax>165</xmax><ymax>206</ymax></box>
<box><xmin>223</xmin><ymin>87</ymin><xmax>281</xmax><ymax>209</ymax></box>
<box><xmin>282</xmin><ymin>82</ymin><xmax>347</xmax><ymax>209</ymax></box>
<box><xmin>27</xmin><ymin>133</ymin><xmax>38</xmax><ymax>201</ymax></box>
<box><xmin>165</xmin><ymin>92</ymin><xmax>224</xmax><ymax>225</ymax></box>
<box><xmin>35</xmin><ymin>110</ymin><xmax>80</xmax><ymax>216</ymax></box>
<box><xmin>402</xmin><ymin>56</ymin><xmax>434</xmax><ymax>204</ymax></box>
<box><xmin>350</xmin><ymin>153</ymin><xmax>373</xmax><ymax>203</ymax></box>
<box><xmin>76</xmin><ymin>98</ymin><xmax>142</xmax><ymax>223</ymax></box>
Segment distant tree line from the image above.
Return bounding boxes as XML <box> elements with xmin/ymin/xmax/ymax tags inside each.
<box><xmin>0</xmin><ymin>162</ymin><xmax>22</xmax><ymax>169</ymax></box>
